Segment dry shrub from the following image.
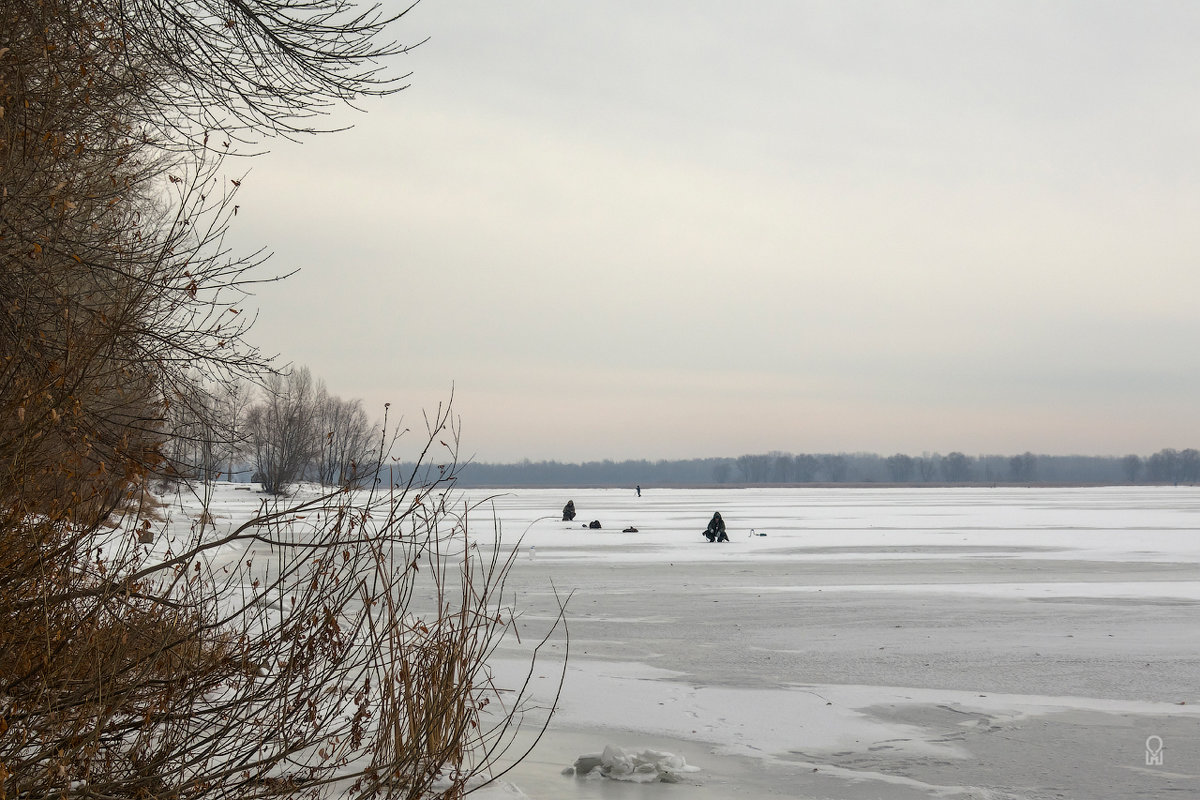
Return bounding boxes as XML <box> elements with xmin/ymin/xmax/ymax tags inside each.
<box><xmin>0</xmin><ymin>406</ymin><xmax>566</xmax><ymax>799</ymax></box>
<box><xmin>3</xmin><ymin>0</ymin><xmax>563</xmax><ymax>796</ymax></box>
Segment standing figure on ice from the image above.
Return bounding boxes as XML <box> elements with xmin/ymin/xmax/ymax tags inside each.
<box><xmin>704</xmin><ymin>512</ymin><xmax>728</xmax><ymax>542</ymax></box>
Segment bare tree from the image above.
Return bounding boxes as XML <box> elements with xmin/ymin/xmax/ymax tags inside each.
<box><xmin>1121</xmin><ymin>454</ymin><xmax>1142</xmax><ymax>483</ymax></box>
<box><xmin>1179</xmin><ymin>448</ymin><xmax>1200</xmax><ymax>484</ymax></box>
<box><xmin>113</xmin><ymin>0</ymin><xmax>421</xmax><ymax>145</ymax></box>
<box><xmin>163</xmin><ymin>377</ymin><xmax>254</xmax><ymax>484</ymax></box>
<box><xmin>1147</xmin><ymin>448</ymin><xmax>1180</xmax><ymax>483</ymax></box>
<box><xmin>916</xmin><ymin>454</ymin><xmax>939</xmax><ymax>482</ymax></box>
<box><xmin>735</xmin><ymin>454</ymin><xmax>772</xmax><ymax>483</ymax></box>
<box><xmin>312</xmin><ymin>382</ymin><xmax>377</xmax><ymax>487</ymax></box>
<box><xmin>771</xmin><ymin>453</ymin><xmax>795</xmax><ymax>483</ymax></box>
<box><xmin>4</xmin><ymin>2</ymin><xmax>565</xmax><ymax>798</ymax></box>
<box><xmin>819</xmin><ymin>454</ymin><xmax>848</xmax><ymax>483</ymax></box>
<box><xmin>1008</xmin><ymin>452</ymin><xmax>1037</xmax><ymax>483</ymax></box>
<box><xmin>942</xmin><ymin>452</ymin><xmax>973</xmax><ymax>483</ymax></box>
<box><xmin>793</xmin><ymin>454</ymin><xmax>819</xmax><ymax>483</ymax></box>
<box><xmin>218</xmin><ymin>379</ymin><xmax>254</xmax><ymax>480</ymax></box>
<box><xmin>885</xmin><ymin>453</ymin><xmax>915</xmax><ymax>483</ymax></box>
<box><xmin>245</xmin><ymin>367</ymin><xmax>320</xmax><ymax>494</ymax></box>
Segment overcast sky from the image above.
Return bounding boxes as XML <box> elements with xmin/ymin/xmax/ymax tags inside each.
<box><xmin>228</xmin><ymin>1</ymin><xmax>1200</xmax><ymax>463</ymax></box>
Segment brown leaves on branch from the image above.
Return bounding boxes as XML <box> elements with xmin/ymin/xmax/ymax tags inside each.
<box><xmin>1</xmin><ymin>0</ymin><xmax>564</xmax><ymax>797</ymax></box>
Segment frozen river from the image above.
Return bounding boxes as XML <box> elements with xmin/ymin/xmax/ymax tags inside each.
<box><xmin>463</xmin><ymin>486</ymin><xmax>1200</xmax><ymax>800</ymax></box>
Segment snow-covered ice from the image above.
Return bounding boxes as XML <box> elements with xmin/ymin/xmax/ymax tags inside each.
<box><xmin>465</xmin><ymin>486</ymin><xmax>1200</xmax><ymax>799</ymax></box>
<box><xmin>569</xmin><ymin>745</ymin><xmax>701</xmax><ymax>783</ymax></box>
<box><xmin>167</xmin><ymin>484</ymin><xmax>1200</xmax><ymax>798</ymax></box>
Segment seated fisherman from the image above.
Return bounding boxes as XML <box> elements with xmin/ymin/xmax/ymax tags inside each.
<box><xmin>704</xmin><ymin>511</ymin><xmax>728</xmax><ymax>542</ymax></box>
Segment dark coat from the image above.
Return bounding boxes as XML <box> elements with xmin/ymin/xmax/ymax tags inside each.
<box><xmin>704</xmin><ymin>512</ymin><xmax>727</xmax><ymax>542</ymax></box>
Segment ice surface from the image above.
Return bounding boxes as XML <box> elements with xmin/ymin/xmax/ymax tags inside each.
<box><xmin>464</xmin><ymin>486</ymin><xmax>1200</xmax><ymax>799</ymax></box>
<box><xmin>570</xmin><ymin>745</ymin><xmax>700</xmax><ymax>782</ymax></box>
<box><xmin>172</xmin><ymin>484</ymin><xmax>1200</xmax><ymax>799</ymax></box>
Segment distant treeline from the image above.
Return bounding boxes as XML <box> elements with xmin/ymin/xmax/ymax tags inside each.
<box><xmin>403</xmin><ymin>448</ymin><xmax>1200</xmax><ymax>488</ymax></box>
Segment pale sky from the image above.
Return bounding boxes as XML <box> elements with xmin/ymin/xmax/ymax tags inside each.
<box><xmin>228</xmin><ymin>1</ymin><xmax>1200</xmax><ymax>463</ymax></box>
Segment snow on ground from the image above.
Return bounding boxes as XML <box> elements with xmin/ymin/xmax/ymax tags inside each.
<box><xmin>461</xmin><ymin>486</ymin><xmax>1200</xmax><ymax>799</ymax></box>
<box><xmin>471</xmin><ymin>486</ymin><xmax>1200</xmax><ymax>565</ymax></box>
<box><xmin>167</xmin><ymin>485</ymin><xmax>1200</xmax><ymax>799</ymax></box>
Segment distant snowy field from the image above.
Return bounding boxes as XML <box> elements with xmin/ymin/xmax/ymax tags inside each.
<box><xmin>182</xmin><ymin>485</ymin><xmax>1200</xmax><ymax>799</ymax></box>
